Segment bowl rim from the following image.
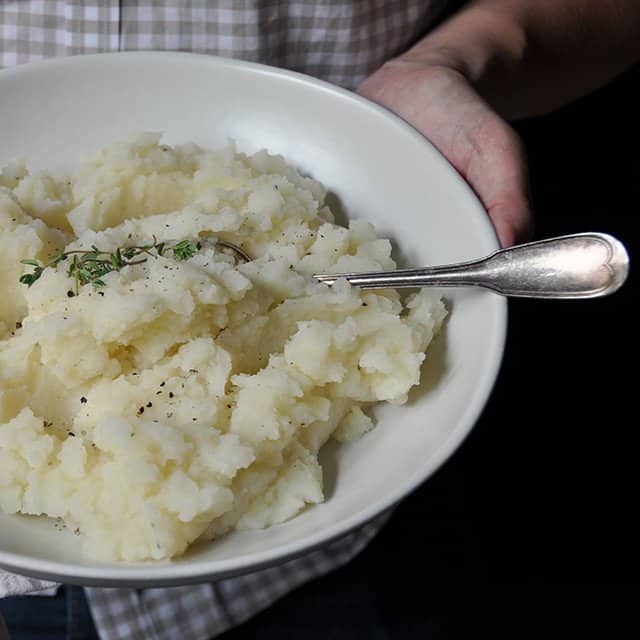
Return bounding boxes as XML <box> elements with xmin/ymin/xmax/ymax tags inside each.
<box><xmin>0</xmin><ymin>50</ymin><xmax>507</xmax><ymax>586</ymax></box>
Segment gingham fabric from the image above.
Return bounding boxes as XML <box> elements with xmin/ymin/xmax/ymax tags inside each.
<box><xmin>0</xmin><ymin>0</ymin><xmax>449</xmax><ymax>89</ymax></box>
<box><xmin>84</xmin><ymin>513</ymin><xmax>390</xmax><ymax>640</ymax></box>
<box><xmin>0</xmin><ymin>1</ymin><xmax>450</xmax><ymax>639</ymax></box>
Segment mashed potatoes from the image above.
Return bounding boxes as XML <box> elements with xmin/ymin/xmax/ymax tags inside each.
<box><xmin>0</xmin><ymin>134</ymin><xmax>445</xmax><ymax>561</ymax></box>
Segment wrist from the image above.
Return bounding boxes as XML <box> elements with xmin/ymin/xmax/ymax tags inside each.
<box><xmin>404</xmin><ymin>5</ymin><xmax>528</xmax><ymax>80</ymax></box>
<box><xmin>395</xmin><ymin>4</ymin><xmax>530</xmax><ymax>119</ymax></box>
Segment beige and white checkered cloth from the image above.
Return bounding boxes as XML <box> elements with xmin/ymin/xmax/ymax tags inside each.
<box><xmin>0</xmin><ymin>1</ymin><xmax>449</xmax><ymax>638</ymax></box>
<box><xmin>0</xmin><ymin>0</ymin><xmax>449</xmax><ymax>88</ymax></box>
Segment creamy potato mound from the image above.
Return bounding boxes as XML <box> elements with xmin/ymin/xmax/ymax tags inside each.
<box><xmin>0</xmin><ymin>134</ymin><xmax>446</xmax><ymax>561</ymax></box>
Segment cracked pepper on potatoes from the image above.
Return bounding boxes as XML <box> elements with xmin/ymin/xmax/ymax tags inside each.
<box><xmin>0</xmin><ymin>135</ymin><xmax>446</xmax><ymax>561</ymax></box>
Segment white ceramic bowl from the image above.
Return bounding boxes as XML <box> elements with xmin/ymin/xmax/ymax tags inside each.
<box><xmin>0</xmin><ymin>52</ymin><xmax>506</xmax><ymax>587</ymax></box>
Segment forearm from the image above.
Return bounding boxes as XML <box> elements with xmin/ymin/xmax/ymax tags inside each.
<box><xmin>401</xmin><ymin>0</ymin><xmax>640</xmax><ymax>120</ymax></box>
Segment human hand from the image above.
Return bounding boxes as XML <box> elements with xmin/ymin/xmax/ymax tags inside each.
<box><xmin>358</xmin><ymin>60</ymin><xmax>533</xmax><ymax>247</ymax></box>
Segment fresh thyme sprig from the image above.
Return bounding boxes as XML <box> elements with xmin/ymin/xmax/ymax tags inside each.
<box><xmin>19</xmin><ymin>237</ymin><xmax>199</xmax><ymax>294</ymax></box>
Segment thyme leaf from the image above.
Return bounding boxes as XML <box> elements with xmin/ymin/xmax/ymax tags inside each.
<box><xmin>19</xmin><ymin>237</ymin><xmax>199</xmax><ymax>294</ymax></box>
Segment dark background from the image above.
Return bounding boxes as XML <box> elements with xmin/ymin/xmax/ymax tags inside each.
<box><xmin>224</xmin><ymin>64</ymin><xmax>639</xmax><ymax>639</ymax></box>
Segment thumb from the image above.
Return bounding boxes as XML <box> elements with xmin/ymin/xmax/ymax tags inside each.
<box><xmin>462</xmin><ymin>116</ymin><xmax>534</xmax><ymax>247</ymax></box>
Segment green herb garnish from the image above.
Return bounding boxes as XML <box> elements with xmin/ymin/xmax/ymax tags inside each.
<box><xmin>170</xmin><ymin>240</ymin><xmax>198</xmax><ymax>261</ymax></box>
<box><xmin>19</xmin><ymin>237</ymin><xmax>199</xmax><ymax>294</ymax></box>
